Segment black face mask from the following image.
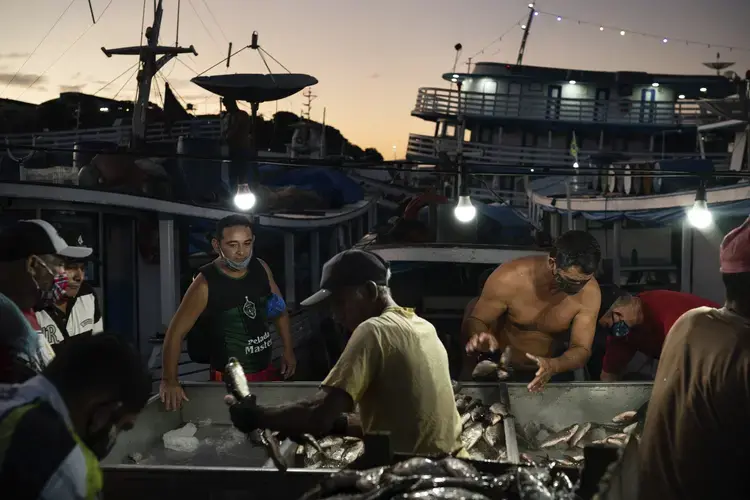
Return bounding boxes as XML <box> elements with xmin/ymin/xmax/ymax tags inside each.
<box><xmin>554</xmin><ymin>273</ymin><xmax>589</xmax><ymax>296</ymax></box>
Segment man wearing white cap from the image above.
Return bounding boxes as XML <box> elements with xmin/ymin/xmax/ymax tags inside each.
<box><xmin>0</xmin><ymin>219</ymin><xmax>92</xmax><ymax>382</ymax></box>
<box><xmin>639</xmin><ymin>217</ymin><xmax>750</xmax><ymax>499</ymax></box>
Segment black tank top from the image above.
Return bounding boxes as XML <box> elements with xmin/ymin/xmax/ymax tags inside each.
<box><xmin>199</xmin><ymin>258</ymin><xmax>272</xmax><ymax>373</ymax></box>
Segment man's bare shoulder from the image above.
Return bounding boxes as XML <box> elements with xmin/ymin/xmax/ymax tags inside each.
<box><xmin>488</xmin><ymin>256</ymin><xmax>542</xmax><ymax>284</ymax></box>
<box><xmin>579</xmin><ymin>278</ymin><xmax>601</xmax><ymax>308</ymax></box>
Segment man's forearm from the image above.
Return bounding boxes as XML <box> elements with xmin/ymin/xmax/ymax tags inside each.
<box><xmin>274</xmin><ymin>312</ymin><xmax>293</xmax><ymax>351</ymax></box>
<box><xmin>161</xmin><ymin>333</ymin><xmax>183</xmax><ymax>382</ymax></box>
<box><xmin>462</xmin><ymin>316</ymin><xmax>491</xmax><ymax>340</ymax></box>
<box><xmin>552</xmin><ymin>346</ymin><xmax>591</xmax><ymax>374</ymax></box>
<box><xmin>254</xmin><ymin>401</ymin><xmax>334</xmax><ymax>436</ymax></box>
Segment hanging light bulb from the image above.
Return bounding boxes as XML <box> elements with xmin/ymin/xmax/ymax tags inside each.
<box><xmin>233</xmin><ymin>183</ymin><xmax>257</xmax><ymax>211</ymax></box>
<box><xmin>687</xmin><ymin>183</ymin><xmax>712</xmax><ymax>229</ymax></box>
<box><xmin>454</xmin><ymin>195</ymin><xmax>477</xmax><ymax>223</ymax></box>
<box><xmin>573</xmin><ymin>161</ymin><xmax>579</xmax><ymax>169</ymax></box>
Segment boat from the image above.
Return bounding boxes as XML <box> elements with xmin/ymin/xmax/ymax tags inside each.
<box><xmin>0</xmin><ymin>0</ymin><xmax>377</xmax><ymax>385</ymax></box>
<box><xmin>364</xmin><ymin>57</ymin><xmax>748</xmax><ymax>308</ymax></box>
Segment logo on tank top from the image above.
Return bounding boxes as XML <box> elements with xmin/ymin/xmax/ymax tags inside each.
<box><xmin>242</xmin><ymin>296</ymin><xmax>256</xmax><ymax>319</ymax></box>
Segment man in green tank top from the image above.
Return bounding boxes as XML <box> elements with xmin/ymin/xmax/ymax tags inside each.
<box><xmin>159</xmin><ymin>215</ymin><xmax>296</xmax><ymax>411</ymax></box>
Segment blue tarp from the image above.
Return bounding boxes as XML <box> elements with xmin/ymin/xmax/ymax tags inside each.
<box><xmin>540</xmin><ymin>199</ymin><xmax>750</xmax><ymax>223</ymax></box>
<box><xmin>475</xmin><ymin>203</ymin><xmax>533</xmax><ymax>228</ymax></box>
<box><xmin>258</xmin><ymin>164</ymin><xmax>364</xmax><ymax>207</ymax></box>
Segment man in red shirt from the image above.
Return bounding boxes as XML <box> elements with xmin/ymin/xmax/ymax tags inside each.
<box><xmin>598</xmin><ymin>290</ymin><xmax>720</xmax><ymax>381</ymax></box>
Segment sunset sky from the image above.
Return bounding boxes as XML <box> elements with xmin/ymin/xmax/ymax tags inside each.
<box><xmin>0</xmin><ymin>0</ymin><xmax>748</xmax><ymax>156</ymax></box>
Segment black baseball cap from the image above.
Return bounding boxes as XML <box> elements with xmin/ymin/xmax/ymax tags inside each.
<box><xmin>0</xmin><ymin>220</ymin><xmax>93</xmax><ymax>262</ymax></box>
<box><xmin>300</xmin><ymin>249</ymin><xmax>391</xmax><ymax>307</ymax></box>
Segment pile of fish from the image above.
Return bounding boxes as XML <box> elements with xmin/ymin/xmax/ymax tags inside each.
<box><xmin>454</xmin><ymin>387</ymin><xmax>509</xmax><ymax>462</ymax></box>
<box><xmin>300</xmin><ymin>456</ymin><xmax>577</xmax><ymax>500</ymax></box>
<box><xmin>516</xmin><ymin>409</ymin><xmax>640</xmax><ymax>468</ymax></box>
<box><xmin>294</xmin><ymin>435</ymin><xmax>366</xmax><ymax>469</ymax></box>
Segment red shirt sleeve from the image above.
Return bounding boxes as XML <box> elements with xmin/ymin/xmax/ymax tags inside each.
<box><xmin>602</xmin><ymin>335</ymin><xmax>637</xmax><ymax>375</ymax></box>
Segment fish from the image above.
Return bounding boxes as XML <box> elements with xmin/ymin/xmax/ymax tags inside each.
<box><xmin>472</xmin><ymin>360</ymin><xmax>500</xmax><ymax>380</ymax></box>
<box><xmin>329</xmin><ymin>444</ymin><xmax>347</xmax><ymax>462</ymax></box>
<box><xmin>318</xmin><ymin>436</ymin><xmax>344</xmax><ymax>449</ymax></box>
<box><xmin>455</xmin><ymin>395</ymin><xmax>471</xmax><ymax>413</ymax></box>
<box><xmin>468</xmin><ymin>439</ymin><xmax>499</xmax><ymax>461</ymax></box>
<box><xmin>343</xmin><ymin>440</ymin><xmax>365</xmax><ymax>463</ymax></box>
<box><xmin>612</xmin><ymin>410</ymin><xmax>637</xmax><ymax>424</ymax></box>
<box><xmin>488</xmin><ymin>402</ymin><xmax>508</xmax><ymax>417</ymax></box>
<box><xmin>460</xmin><ymin>422</ymin><xmax>484</xmax><ymax>450</ymax></box>
<box><xmin>485</xmin><ymin>412</ymin><xmax>503</xmax><ymax>426</ymax></box>
<box><xmin>540</xmin><ymin>424</ymin><xmax>580</xmax><ymax>449</ymax></box>
<box><xmin>569</xmin><ymin>422</ymin><xmax>592</xmax><ymax>448</ymax></box>
<box><xmin>300</xmin><ymin>434</ymin><xmax>325</xmax><ymax>455</ymax></box>
<box><xmin>564</xmin><ymin>450</ymin><xmax>584</xmax><ymax>462</ymax></box>
<box><xmin>497</xmin><ymin>369</ymin><xmax>510</xmax><ymax>381</ymax></box>
<box><xmin>402</xmin><ymin>487</ymin><xmax>492</xmax><ymax>499</ymax></box>
<box><xmin>452</xmin><ymin>380</ymin><xmax>462</xmax><ymax>394</ymax></box>
<box><xmin>483</xmin><ymin>423</ymin><xmax>504</xmax><ymax>448</ymax></box>
<box><xmin>390</xmin><ymin>457</ymin><xmax>446</xmax><ymax>477</ymax></box>
<box><xmin>440</xmin><ymin>457</ymin><xmax>479</xmax><ymax>478</ymax></box>
<box><xmin>460</xmin><ymin>412</ymin><xmax>473</xmax><ymax>427</ymax></box>
<box><xmin>623</xmin><ymin>422</ymin><xmax>638</xmax><ymax>434</ymax></box>
<box><xmin>355</xmin><ymin>466</ymin><xmax>389</xmax><ymax>492</ymax></box>
<box><xmin>464</xmin><ymin>398</ymin><xmax>483</xmax><ymax>414</ymax></box>
<box><xmin>469</xmin><ymin>405</ymin><xmax>487</xmax><ymax>422</ymax></box>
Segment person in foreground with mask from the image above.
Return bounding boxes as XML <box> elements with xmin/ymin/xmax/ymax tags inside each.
<box><xmin>464</xmin><ymin>230</ymin><xmax>602</xmax><ymax>392</ymax></box>
<box><xmin>36</xmin><ymin>227</ymin><xmax>104</xmax><ymax>349</ymax></box>
<box><xmin>0</xmin><ymin>333</ymin><xmax>151</xmax><ymax>499</ymax></box>
<box><xmin>224</xmin><ymin>249</ymin><xmax>465</xmax><ymax>457</ymax></box>
<box><xmin>0</xmin><ymin>220</ymin><xmax>92</xmax><ymax>382</ymax></box>
<box><xmin>638</xmin><ymin>217</ymin><xmax>750</xmax><ymax>499</ymax></box>
<box><xmin>160</xmin><ymin>214</ymin><xmax>296</xmax><ymax>411</ymax></box>
<box><xmin>598</xmin><ymin>289</ymin><xmax>719</xmax><ymax>381</ymax></box>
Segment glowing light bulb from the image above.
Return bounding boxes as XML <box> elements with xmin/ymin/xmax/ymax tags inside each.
<box><xmin>454</xmin><ymin>195</ymin><xmax>477</xmax><ymax>223</ymax></box>
<box><xmin>620</xmin><ymin>30</ymin><xmax>626</xmax><ymax>36</ymax></box>
<box><xmin>573</xmin><ymin>161</ymin><xmax>579</xmax><ymax>169</ymax></box>
<box><xmin>687</xmin><ymin>200</ymin><xmax>712</xmax><ymax>229</ymax></box>
<box><xmin>233</xmin><ymin>183</ymin><xmax>257</xmax><ymax>211</ymax></box>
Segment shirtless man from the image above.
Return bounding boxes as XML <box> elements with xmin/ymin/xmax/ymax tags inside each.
<box><xmin>464</xmin><ymin>230</ymin><xmax>602</xmax><ymax>392</ymax></box>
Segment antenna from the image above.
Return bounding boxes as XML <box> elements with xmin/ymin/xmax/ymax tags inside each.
<box><xmin>301</xmin><ymin>88</ymin><xmax>317</xmax><ymax>120</ymax></box>
<box><xmin>516</xmin><ymin>4</ymin><xmax>536</xmax><ymax>66</ymax></box>
<box><xmin>101</xmin><ymin>0</ymin><xmax>197</xmax><ymax>147</ymax></box>
<box><xmin>703</xmin><ymin>52</ymin><xmax>735</xmax><ymax>76</ymax></box>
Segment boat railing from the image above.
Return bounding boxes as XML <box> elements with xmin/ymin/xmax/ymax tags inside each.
<box><xmin>414</xmin><ymin>87</ymin><xmax>719</xmax><ymax>126</ymax></box>
<box><xmin>1</xmin><ymin>119</ymin><xmax>222</xmax><ymax>148</ymax></box>
<box><xmin>406</xmin><ymin>133</ymin><xmax>731</xmax><ymax>169</ymax></box>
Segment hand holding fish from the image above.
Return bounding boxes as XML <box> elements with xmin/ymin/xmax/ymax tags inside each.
<box><xmin>465</xmin><ymin>332</ymin><xmax>499</xmax><ymax>354</ymax></box>
<box><xmin>224</xmin><ymin>394</ymin><xmax>262</xmax><ymax>434</ymax></box>
<box><xmin>525</xmin><ymin>353</ymin><xmax>558</xmax><ymax>393</ymax></box>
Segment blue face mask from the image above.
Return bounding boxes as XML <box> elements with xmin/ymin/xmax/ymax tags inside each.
<box><xmin>612</xmin><ymin>320</ymin><xmax>630</xmax><ymax>338</ymax></box>
<box><xmin>224</xmin><ymin>255</ymin><xmax>251</xmax><ymax>271</ymax></box>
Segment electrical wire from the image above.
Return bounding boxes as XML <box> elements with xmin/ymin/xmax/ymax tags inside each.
<box><xmin>139</xmin><ymin>0</ymin><xmax>147</xmax><ymax>44</ymax></box>
<box><xmin>196</xmin><ymin>45</ymin><xmax>250</xmax><ymax>76</ymax></box>
<box><xmin>258</xmin><ymin>48</ymin><xmax>292</xmax><ymax>74</ymax></box>
<box><xmin>1</xmin><ymin>0</ymin><xmax>77</xmax><ymax>97</ymax></box>
<box><xmin>200</xmin><ymin>0</ymin><xmax>230</xmax><ymax>44</ymax></box>
<box><xmin>187</xmin><ymin>0</ymin><xmax>223</xmax><ymax>53</ymax></box>
<box><xmin>466</xmin><ymin>14</ymin><xmax>528</xmax><ymax>63</ymax></box>
<box><xmin>111</xmin><ymin>65</ymin><xmax>139</xmax><ymax>100</ymax></box>
<box><xmin>93</xmin><ymin>62</ymin><xmax>139</xmax><ymax>95</ymax></box>
<box><xmin>534</xmin><ymin>9</ymin><xmax>750</xmax><ymax>52</ymax></box>
<box><xmin>175</xmin><ymin>57</ymin><xmax>199</xmax><ymax>75</ymax></box>
<box><xmin>16</xmin><ymin>0</ymin><xmax>117</xmax><ymax>101</ymax></box>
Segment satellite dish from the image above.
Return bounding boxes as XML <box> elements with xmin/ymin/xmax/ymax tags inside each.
<box><xmin>190</xmin><ymin>74</ymin><xmax>318</xmax><ymax>103</ymax></box>
<box><xmin>703</xmin><ymin>52</ymin><xmax>735</xmax><ymax>75</ymax></box>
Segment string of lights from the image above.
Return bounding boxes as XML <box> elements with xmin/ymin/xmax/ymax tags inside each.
<box><xmin>527</xmin><ymin>6</ymin><xmax>750</xmax><ymax>53</ymax></box>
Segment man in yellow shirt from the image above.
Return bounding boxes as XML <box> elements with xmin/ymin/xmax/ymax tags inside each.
<box><xmin>226</xmin><ymin>249</ymin><xmax>463</xmax><ymax>456</ymax></box>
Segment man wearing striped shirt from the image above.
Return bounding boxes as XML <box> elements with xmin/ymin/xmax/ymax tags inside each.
<box><xmin>36</xmin><ymin>228</ymin><xmax>103</xmax><ymax>349</ymax></box>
